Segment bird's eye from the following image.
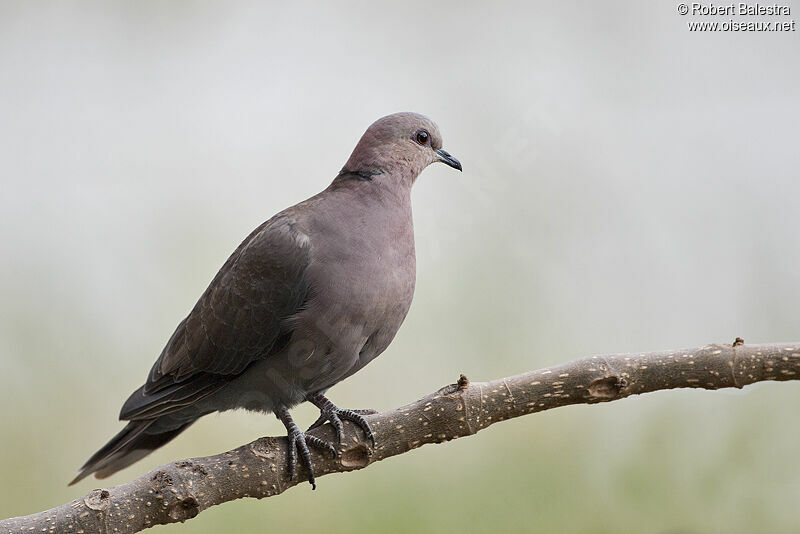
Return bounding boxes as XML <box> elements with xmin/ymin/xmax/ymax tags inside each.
<box><xmin>415</xmin><ymin>130</ymin><xmax>429</xmax><ymax>145</ymax></box>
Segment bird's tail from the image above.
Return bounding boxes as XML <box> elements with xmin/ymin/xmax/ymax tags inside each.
<box><xmin>69</xmin><ymin>419</ymin><xmax>193</xmax><ymax>486</ymax></box>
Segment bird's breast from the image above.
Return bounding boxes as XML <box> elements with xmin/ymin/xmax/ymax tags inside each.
<box><xmin>307</xmin><ymin>215</ymin><xmax>416</xmax><ymax>335</ymax></box>
<box><xmin>297</xmin><ymin>190</ymin><xmax>416</xmax><ymax>365</ymax></box>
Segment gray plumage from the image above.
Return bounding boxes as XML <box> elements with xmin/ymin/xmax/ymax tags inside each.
<box><xmin>71</xmin><ymin>112</ymin><xmax>462</xmax><ymax>486</ymax></box>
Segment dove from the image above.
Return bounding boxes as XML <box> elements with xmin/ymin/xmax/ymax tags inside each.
<box><xmin>71</xmin><ymin>112</ymin><xmax>462</xmax><ymax>488</ymax></box>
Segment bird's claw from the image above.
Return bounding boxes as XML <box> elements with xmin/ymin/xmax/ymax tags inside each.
<box><xmin>308</xmin><ymin>403</ymin><xmax>376</xmax><ymax>448</ymax></box>
<box><xmin>278</xmin><ymin>407</ymin><xmax>336</xmax><ymax>489</ymax></box>
<box><xmin>286</xmin><ymin>427</ymin><xmax>336</xmax><ymax>490</ymax></box>
<box><xmin>348</xmin><ymin>408</ymin><xmax>379</xmax><ymax>416</ymax></box>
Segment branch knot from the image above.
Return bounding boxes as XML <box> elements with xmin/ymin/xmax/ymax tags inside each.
<box><xmin>587</xmin><ymin>375</ymin><xmax>627</xmax><ymax>400</ymax></box>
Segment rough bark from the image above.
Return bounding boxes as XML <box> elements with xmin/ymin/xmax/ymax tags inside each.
<box><xmin>2</xmin><ymin>341</ymin><xmax>798</xmax><ymax>533</ymax></box>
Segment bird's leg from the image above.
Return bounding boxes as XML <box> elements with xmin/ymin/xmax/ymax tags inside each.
<box><xmin>306</xmin><ymin>393</ymin><xmax>377</xmax><ymax>447</ymax></box>
<box><xmin>275</xmin><ymin>407</ymin><xmax>336</xmax><ymax>490</ymax></box>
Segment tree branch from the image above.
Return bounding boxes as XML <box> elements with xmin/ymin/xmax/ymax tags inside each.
<box><xmin>3</xmin><ymin>341</ymin><xmax>799</xmax><ymax>533</ymax></box>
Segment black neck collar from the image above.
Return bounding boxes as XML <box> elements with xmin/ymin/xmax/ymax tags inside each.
<box><xmin>337</xmin><ymin>168</ymin><xmax>383</xmax><ymax>182</ymax></box>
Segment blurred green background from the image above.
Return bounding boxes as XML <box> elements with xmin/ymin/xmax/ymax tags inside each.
<box><xmin>2</xmin><ymin>2</ymin><xmax>799</xmax><ymax>532</ymax></box>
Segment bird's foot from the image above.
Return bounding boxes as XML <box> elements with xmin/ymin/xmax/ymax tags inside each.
<box><xmin>306</xmin><ymin>393</ymin><xmax>377</xmax><ymax>447</ymax></box>
<box><xmin>276</xmin><ymin>408</ymin><xmax>336</xmax><ymax>489</ymax></box>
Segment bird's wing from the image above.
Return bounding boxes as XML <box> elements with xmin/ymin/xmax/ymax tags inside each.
<box><xmin>120</xmin><ymin>214</ymin><xmax>312</xmax><ymax>421</ymax></box>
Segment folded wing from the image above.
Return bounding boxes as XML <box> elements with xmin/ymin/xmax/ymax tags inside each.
<box><xmin>120</xmin><ymin>215</ymin><xmax>312</xmax><ymax>421</ymax></box>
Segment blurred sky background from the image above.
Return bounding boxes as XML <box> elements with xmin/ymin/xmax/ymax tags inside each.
<box><xmin>1</xmin><ymin>1</ymin><xmax>799</xmax><ymax>532</ymax></box>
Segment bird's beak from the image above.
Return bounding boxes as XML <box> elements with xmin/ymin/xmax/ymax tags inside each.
<box><xmin>435</xmin><ymin>149</ymin><xmax>462</xmax><ymax>172</ymax></box>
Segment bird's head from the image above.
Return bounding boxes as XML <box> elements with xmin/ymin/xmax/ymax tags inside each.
<box><xmin>339</xmin><ymin>112</ymin><xmax>462</xmax><ymax>184</ymax></box>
